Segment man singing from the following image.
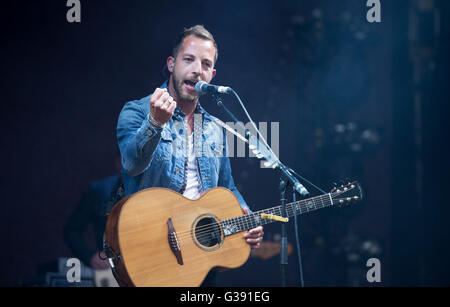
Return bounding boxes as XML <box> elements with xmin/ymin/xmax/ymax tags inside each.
<box><xmin>116</xmin><ymin>25</ymin><xmax>263</xmax><ymax>286</ymax></box>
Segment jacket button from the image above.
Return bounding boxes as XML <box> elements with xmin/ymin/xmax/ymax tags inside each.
<box><xmin>175</xmin><ymin>168</ymin><xmax>180</xmax><ymax>174</ymax></box>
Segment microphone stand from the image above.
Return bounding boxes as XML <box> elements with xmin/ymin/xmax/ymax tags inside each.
<box><xmin>279</xmin><ymin>174</ymin><xmax>289</xmax><ymax>287</ymax></box>
<box><xmin>210</xmin><ymin>92</ymin><xmax>309</xmax><ymax>287</ymax></box>
<box><xmin>211</xmin><ymin>94</ymin><xmax>249</xmax><ymax>138</ymax></box>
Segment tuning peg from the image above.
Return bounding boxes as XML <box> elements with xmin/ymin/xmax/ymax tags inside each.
<box><xmin>331</xmin><ymin>182</ymin><xmax>338</xmax><ymax>192</ymax></box>
<box><xmin>333</xmin><ymin>187</ymin><xmax>341</xmax><ymax>193</ymax></box>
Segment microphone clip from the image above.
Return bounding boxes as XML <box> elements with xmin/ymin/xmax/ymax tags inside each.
<box><xmin>211</xmin><ymin>93</ymin><xmax>223</xmax><ymax>107</ymax></box>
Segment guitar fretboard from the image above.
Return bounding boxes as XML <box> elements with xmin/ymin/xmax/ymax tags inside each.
<box><xmin>220</xmin><ymin>193</ymin><xmax>334</xmax><ymax>236</ymax></box>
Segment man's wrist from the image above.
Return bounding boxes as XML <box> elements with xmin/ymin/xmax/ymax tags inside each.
<box><xmin>148</xmin><ymin>113</ymin><xmax>165</xmax><ymax>128</ymax></box>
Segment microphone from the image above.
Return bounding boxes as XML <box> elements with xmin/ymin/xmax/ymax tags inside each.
<box><xmin>294</xmin><ymin>182</ymin><xmax>310</xmax><ymax>197</ymax></box>
<box><xmin>280</xmin><ymin>164</ymin><xmax>310</xmax><ymax>197</ymax></box>
<box><xmin>195</xmin><ymin>81</ymin><xmax>232</xmax><ymax>95</ymax></box>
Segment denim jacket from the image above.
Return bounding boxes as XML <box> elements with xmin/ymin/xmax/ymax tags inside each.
<box><xmin>116</xmin><ymin>81</ymin><xmax>249</xmax><ymax>211</ymax></box>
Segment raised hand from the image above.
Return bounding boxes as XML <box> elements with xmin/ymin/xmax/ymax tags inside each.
<box><xmin>149</xmin><ymin>88</ymin><xmax>177</xmax><ymax>127</ymax></box>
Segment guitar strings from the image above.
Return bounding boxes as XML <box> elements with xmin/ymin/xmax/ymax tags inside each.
<box><xmin>169</xmin><ymin>188</ymin><xmax>357</xmax><ymax>243</ymax></box>
<box><xmin>172</xmin><ymin>189</ymin><xmax>354</xmax><ymax>243</ymax></box>
<box><xmin>174</xmin><ymin>197</ymin><xmax>331</xmax><ymax>243</ymax></box>
<box><xmin>186</xmin><ymin>200</ymin><xmax>352</xmax><ymax>244</ymax></box>
<box><xmin>170</xmin><ymin>193</ymin><xmax>343</xmax><ymax>242</ymax></box>
<box><xmin>171</xmin><ymin>191</ymin><xmax>350</xmax><ymax>242</ymax></box>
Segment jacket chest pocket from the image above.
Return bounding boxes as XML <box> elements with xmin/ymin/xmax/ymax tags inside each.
<box><xmin>155</xmin><ymin>130</ymin><xmax>174</xmax><ymax>161</ymax></box>
<box><xmin>204</xmin><ymin>140</ymin><xmax>224</xmax><ymax>158</ymax></box>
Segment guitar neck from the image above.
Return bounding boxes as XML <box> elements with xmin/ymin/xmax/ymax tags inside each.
<box><xmin>221</xmin><ymin>193</ymin><xmax>334</xmax><ymax>236</ymax></box>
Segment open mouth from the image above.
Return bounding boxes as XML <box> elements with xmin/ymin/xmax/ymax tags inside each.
<box><xmin>184</xmin><ymin>80</ymin><xmax>198</xmax><ymax>92</ymax></box>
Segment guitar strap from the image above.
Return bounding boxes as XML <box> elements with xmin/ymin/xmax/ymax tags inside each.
<box><xmin>211</xmin><ymin>117</ymin><xmax>248</xmax><ymax>145</ymax></box>
<box><xmin>104</xmin><ymin>176</ymin><xmax>125</xmax><ymax>217</ymax></box>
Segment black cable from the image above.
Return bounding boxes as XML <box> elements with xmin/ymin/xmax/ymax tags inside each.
<box><xmin>288</xmin><ymin>167</ymin><xmax>327</xmax><ymax>194</ymax></box>
<box><xmin>292</xmin><ymin>189</ymin><xmax>305</xmax><ymax>287</ymax></box>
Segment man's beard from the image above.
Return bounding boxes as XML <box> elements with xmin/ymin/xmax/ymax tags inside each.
<box><xmin>172</xmin><ymin>73</ymin><xmax>197</xmax><ymax>103</ymax></box>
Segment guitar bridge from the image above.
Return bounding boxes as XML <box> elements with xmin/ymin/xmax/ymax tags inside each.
<box><xmin>167</xmin><ymin>218</ymin><xmax>183</xmax><ymax>265</ymax></box>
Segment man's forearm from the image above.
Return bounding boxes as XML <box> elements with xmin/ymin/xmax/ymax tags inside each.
<box><xmin>117</xmin><ymin>103</ymin><xmax>163</xmax><ymax>176</ymax></box>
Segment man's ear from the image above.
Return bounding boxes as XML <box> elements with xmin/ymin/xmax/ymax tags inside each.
<box><xmin>211</xmin><ymin>68</ymin><xmax>217</xmax><ymax>80</ymax></box>
<box><xmin>167</xmin><ymin>57</ymin><xmax>175</xmax><ymax>73</ymax></box>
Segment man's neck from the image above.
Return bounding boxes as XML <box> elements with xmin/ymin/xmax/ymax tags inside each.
<box><xmin>177</xmin><ymin>100</ymin><xmax>197</xmax><ymax>118</ymax></box>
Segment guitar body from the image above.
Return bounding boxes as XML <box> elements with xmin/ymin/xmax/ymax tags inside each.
<box><xmin>105</xmin><ymin>187</ymin><xmax>250</xmax><ymax>287</ymax></box>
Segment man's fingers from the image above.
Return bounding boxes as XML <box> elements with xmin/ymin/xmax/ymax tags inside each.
<box><xmin>246</xmin><ymin>237</ymin><xmax>262</xmax><ymax>244</ymax></box>
<box><xmin>151</xmin><ymin>89</ymin><xmax>175</xmax><ymax>123</ymax></box>
<box><xmin>150</xmin><ymin>88</ymin><xmax>165</xmax><ymax>105</ymax></box>
<box><xmin>248</xmin><ymin>226</ymin><xmax>264</xmax><ymax>235</ymax></box>
<box><xmin>151</xmin><ymin>88</ymin><xmax>169</xmax><ymax>108</ymax></box>
<box><xmin>152</xmin><ymin>92</ymin><xmax>165</xmax><ymax>108</ymax></box>
<box><xmin>161</xmin><ymin>96</ymin><xmax>174</xmax><ymax>110</ymax></box>
<box><xmin>244</xmin><ymin>226</ymin><xmax>264</xmax><ymax>241</ymax></box>
<box><xmin>168</xmin><ymin>99</ymin><xmax>177</xmax><ymax>113</ymax></box>
<box><xmin>243</xmin><ymin>225</ymin><xmax>263</xmax><ymax>249</ymax></box>
<box><xmin>245</xmin><ymin>233</ymin><xmax>263</xmax><ymax>240</ymax></box>
<box><xmin>246</xmin><ymin>238</ymin><xmax>262</xmax><ymax>249</ymax></box>
<box><xmin>244</xmin><ymin>230</ymin><xmax>262</xmax><ymax>237</ymax></box>
<box><xmin>158</xmin><ymin>92</ymin><xmax>170</xmax><ymax>105</ymax></box>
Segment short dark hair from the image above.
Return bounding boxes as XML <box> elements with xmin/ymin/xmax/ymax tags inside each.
<box><xmin>172</xmin><ymin>25</ymin><xmax>218</xmax><ymax>64</ymax></box>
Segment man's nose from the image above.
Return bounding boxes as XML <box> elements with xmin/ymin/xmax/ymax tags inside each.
<box><xmin>191</xmin><ymin>59</ymin><xmax>202</xmax><ymax>75</ymax></box>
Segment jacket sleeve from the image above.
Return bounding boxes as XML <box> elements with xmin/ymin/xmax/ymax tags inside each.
<box><xmin>116</xmin><ymin>98</ymin><xmax>162</xmax><ymax>176</ymax></box>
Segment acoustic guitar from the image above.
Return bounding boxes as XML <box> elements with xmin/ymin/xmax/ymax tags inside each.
<box><xmin>104</xmin><ymin>181</ymin><xmax>362</xmax><ymax>287</ymax></box>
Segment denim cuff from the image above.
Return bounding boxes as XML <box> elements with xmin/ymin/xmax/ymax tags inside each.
<box><xmin>144</xmin><ymin>114</ymin><xmax>163</xmax><ymax>138</ymax></box>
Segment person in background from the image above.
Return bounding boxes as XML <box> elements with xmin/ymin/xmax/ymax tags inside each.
<box><xmin>63</xmin><ymin>154</ymin><xmax>123</xmax><ymax>270</ymax></box>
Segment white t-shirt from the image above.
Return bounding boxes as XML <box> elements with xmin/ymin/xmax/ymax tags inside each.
<box><xmin>182</xmin><ymin>133</ymin><xmax>201</xmax><ymax>200</ymax></box>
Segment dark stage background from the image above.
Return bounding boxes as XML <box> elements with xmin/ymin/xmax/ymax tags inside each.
<box><xmin>1</xmin><ymin>0</ymin><xmax>449</xmax><ymax>286</ymax></box>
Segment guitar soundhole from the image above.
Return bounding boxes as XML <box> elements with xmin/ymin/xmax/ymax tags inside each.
<box><xmin>194</xmin><ymin>217</ymin><xmax>223</xmax><ymax>249</ymax></box>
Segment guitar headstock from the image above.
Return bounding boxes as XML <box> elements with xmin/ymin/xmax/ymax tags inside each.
<box><xmin>330</xmin><ymin>181</ymin><xmax>363</xmax><ymax>207</ymax></box>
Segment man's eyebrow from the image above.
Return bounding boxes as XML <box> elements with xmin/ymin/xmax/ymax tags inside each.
<box><xmin>181</xmin><ymin>53</ymin><xmax>195</xmax><ymax>58</ymax></box>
